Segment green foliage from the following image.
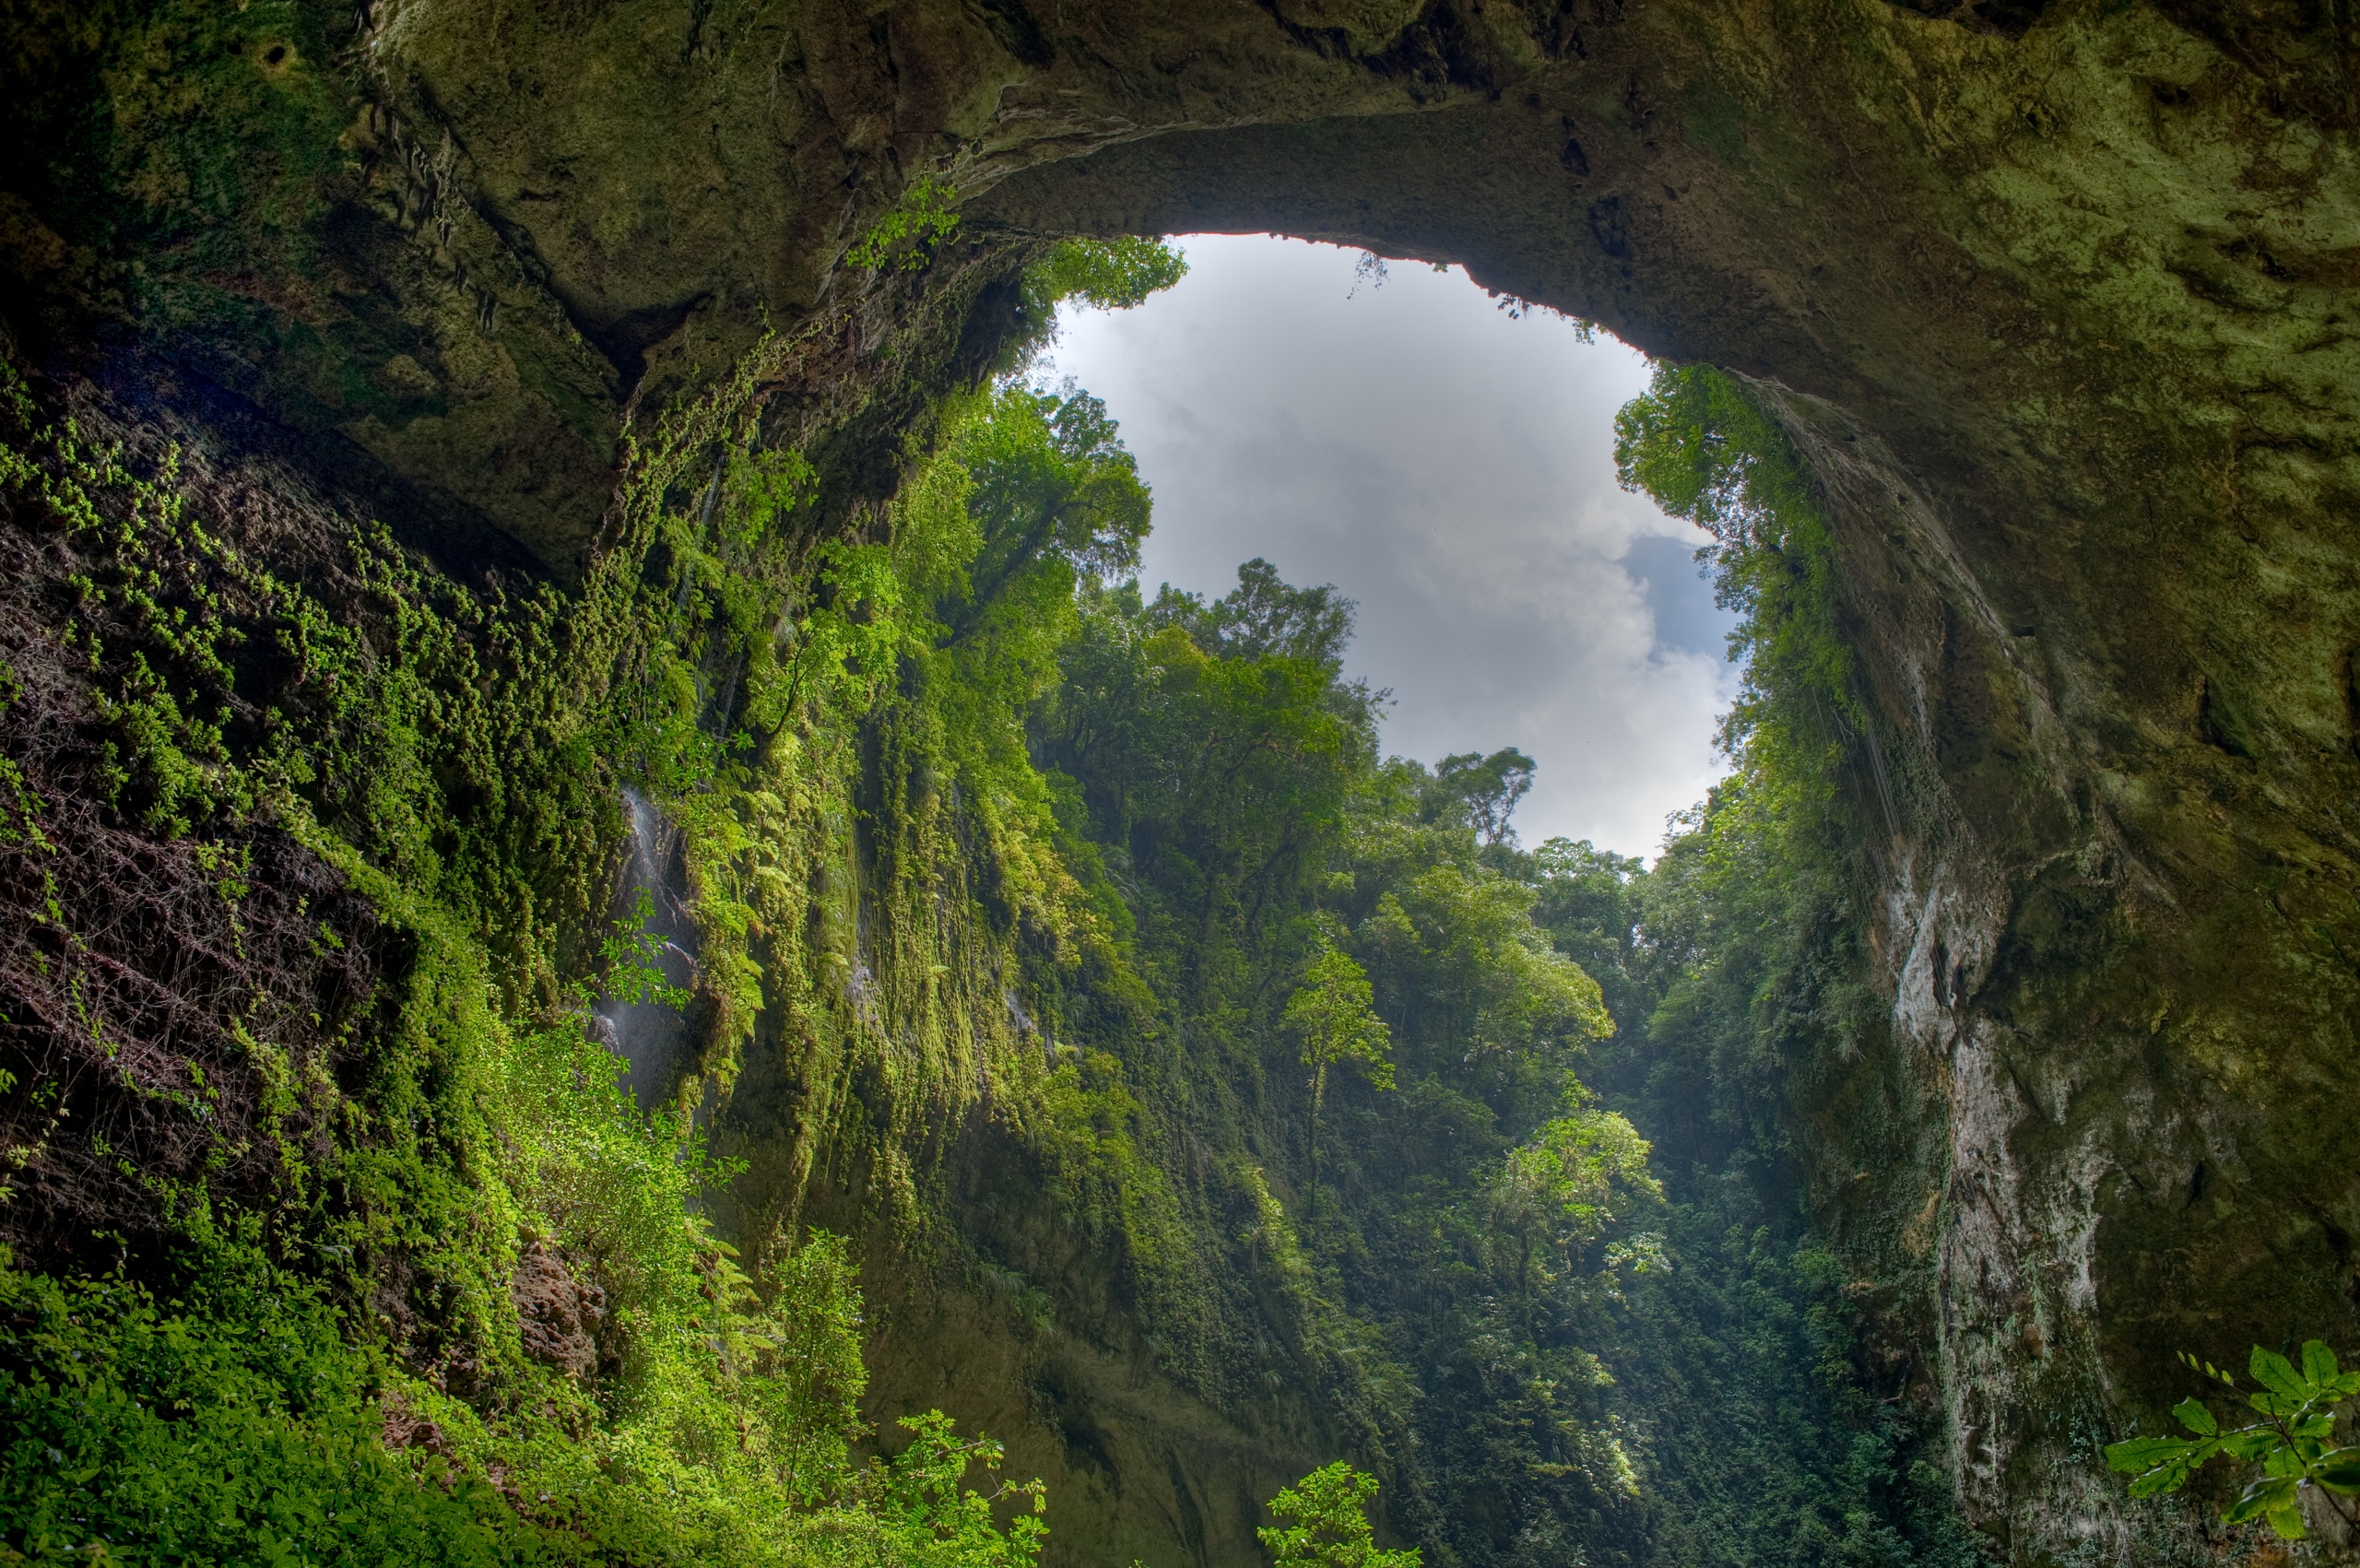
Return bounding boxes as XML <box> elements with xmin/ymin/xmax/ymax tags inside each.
<box><xmin>1285</xmin><ymin>947</ymin><xmax>1395</xmax><ymax>1104</ymax></box>
<box><xmin>1613</xmin><ymin>364</ymin><xmax>1855</xmax><ymax>774</ymax></box>
<box><xmin>0</xmin><ymin>339</ymin><xmax>1067</xmax><ymax>1565</ymax></box>
<box><xmin>0</xmin><ymin>274</ymin><xmax>1972</xmax><ymax>1568</ymax></box>
<box><xmin>1032</xmin><ymin>557</ymin><xmax>1687</xmax><ymax>1560</ymax></box>
<box><xmin>1496</xmin><ymin>1107</ymin><xmax>1661</xmax><ymax>1252</ymax></box>
<box><xmin>1260</xmin><ymin>1463</ymin><xmax>1421</xmax><ymax>1568</ymax></box>
<box><xmin>721</xmin><ymin>443</ymin><xmax>819</xmax><ymax>553</ymax></box>
<box><xmin>932</xmin><ymin>383</ymin><xmax>1151</xmax><ymax>645</ymax></box>
<box><xmin>858</xmin><ymin>1413</ymin><xmax>1047</xmax><ymax>1568</ymax></box>
<box><xmin>1351</xmin><ymin>848</ymin><xmax>1611</xmax><ymax>1081</ymax></box>
<box><xmin>1467</xmin><ymin>766</ymin><xmax>1978</xmax><ymax>1568</ymax></box>
<box><xmin>1023</xmin><ymin>238</ymin><xmax>1189</xmax><ymax>314</ymax></box>
<box><xmin>847</xmin><ymin>176</ymin><xmax>962</xmax><ymax>272</ymax></box>
<box><xmin>1564</xmin><ymin>361</ymin><xmax>1982</xmax><ymax>1568</ymax></box>
<box><xmin>2106</xmin><ymin>1343</ymin><xmax>2360</xmax><ymax>1541</ymax></box>
<box><xmin>1428</xmin><ymin>749</ymin><xmax>1535</xmax><ymax>847</ymax></box>
<box><xmin>1520</xmin><ymin>838</ymin><xmax>1649</xmax><ymax>1028</ymax></box>
<box><xmin>0</xmin><ymin>1222</ymin><xmax>1037</xmax><ymax>1566</ymax></box>
<box><xmin>603</xmin><ymin>889</ymin><xmax>692</xmax><ymax>1010</ymax></box>
<box><xmin>1029</xmin><ymin>570</ymin><xmax>1381</xmax><ymax>1165</ymax></box>
<box><xmin>1284</xmin><ymin>945</ymin><xmax>1393</xmax><ymax>1223</ymax></box>
<box><xmin>1148</xmin><ymin>558</ymin><xmax>1356</xmax><ymax>668</ymax></box>
<box><xmin>1024</xmin><ymin>508</ymin><xmax>1953</xmax><ymax>1567</ymax></box>
<box><xmin>0</xmin><ymin>1240</ymin><xmax>547</xmax><ymax>1567</ymax></box>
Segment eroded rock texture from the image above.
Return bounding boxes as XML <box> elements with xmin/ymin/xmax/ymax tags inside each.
<box><xmin>6</xmin><ymin>0</ymin><xmax>2357</xmax><ymax>1559</ymax></box>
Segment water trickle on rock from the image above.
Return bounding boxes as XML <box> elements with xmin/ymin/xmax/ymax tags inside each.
<box><xmin>593</xmin><ymin>788</ymin><xmax>700</xmax><ymax>1110</ymax></box>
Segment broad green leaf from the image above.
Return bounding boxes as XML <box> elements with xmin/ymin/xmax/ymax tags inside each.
<box><xmin>2313</xmin><ymin>1447</ymin><xmax>2360</xmax><ymax>1495</ymax></box>
<box><xmin>2224</xmin><ymin>1477</ymin><xmax>2296</xmax><ymax>1526</ymax></box>
<box><xmin>2265</xmin><ymin>1446</ymin><xmax>2307</xmax><ymax>1480</ymax></box>
<box><xmin>2172</xmin><ymin>1397</ymin><xmax>2217</xmax><ymax>1436</ymax></box>
<box><xmin>2248</xmin><ymin>1387</ymin><xmax>2306</xmax><ymax>1420</ymax></box>
<box><xmin>2266</xmin><ymin>1503</ymin><xmax>2308</xmax><ymax>1541</ymax></box>
<box><xmin>2223</xmin><ymin>1429</ymin><xmax>2282</xmax><ymax>1461</ymax></box>
<box><xmin>2119</xmin><ymin>1435</ymin><xmax>2221</xmax><ymax>1498</ymax></box>
<box><xmin>2106</xmin><ymin>1436</ymin><xmax>2198</xmax><ymax>1475</ymax></box>
<box><xmin>2250</xmin><ymin>1347</ymin><xmax>2307</xmax><ymax>1403</ymax></box>
<box><xmin>2301</xmin><ymin>1341</ymin><xmax>2340</xmax><ymax>1387</ymax></box>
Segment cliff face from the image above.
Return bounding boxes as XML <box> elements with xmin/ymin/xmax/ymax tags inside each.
<box><xmin>6</xmin><ymin>0</ymin><xmax>2359</xmax><ymax>1561</ymax></box>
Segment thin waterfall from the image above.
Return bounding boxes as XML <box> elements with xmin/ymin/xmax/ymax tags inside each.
<box><xmin>591</xmin><ymin>787</ymin><xmax>700</xmax><ymax>1110</ymax></box>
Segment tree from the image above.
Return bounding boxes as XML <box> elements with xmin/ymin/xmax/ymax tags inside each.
<box><xmin>1259</xmin><ymin>1462</ymin><xmax>1421</xmax><ymax>1568</ymax></box>
<box><xmin>1493</xmin><ymin>1106</ymin><xmax>1663</xmax><ymax>1302</ymax></box>
<box><xmin>1023</xmin><ymin>236</ymin><xmax>1189</xmax><ymax>314</ymax></box>
<box><xmin>1150</xmin><ymin>558</ymin><xmax>1357</xmax><ymax>670</ymax></box>
<box><xmin>1496</xmin><ymin>1107</ymin><xmax>1661</xmax><ymax>1252</ymax></box>
<box><xmin>1281</xmin><ymin>946</ymin><xmax>1392</xmax><ymax>1223</ymax></box>
<box><xmin>938</xmin><ymin>383</ymin><xmax>1151</xmax><ymax>643</ymax></box>
<box><xmin>1430</xmin><ymin>748</ymin><xmax>1535</xmax><ymax>846</ymax></box>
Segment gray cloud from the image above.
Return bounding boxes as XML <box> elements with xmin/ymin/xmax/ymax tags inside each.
<box><xmin>1042</xmin><ymin>234</ymin><xmax>1737</xmax><ymax>860</ymax></box>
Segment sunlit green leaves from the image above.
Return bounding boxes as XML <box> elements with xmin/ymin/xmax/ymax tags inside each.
<box><xmin>856</xmin><ymin>1412</ymin><xmax>1047</xmax><ymax>1568</ymax></box>
<box><xmin>1285</xmin><ymin>945</ymin><xmax>1395</xmax><ymax>1102</ymax></box>
<box><xmin>1497</xmin><ymin>1108</ymin><xmax>1662</xmax><ymax>1250</ymax></box>
<box><xmin>2181</xmin><ymin>1350</ymin><xmax>2239</xmax><ymax>1387</ymax></box>
<box><xmin>599</xmin><ymin>887</ymin><xmax>691</xmax><ymax>1010</ymax></box>
<box><xmin>937</xmin><ymin>383</ymin><xmax>1150</xmax><ymax>646</ymax></box>
<box><xmin>2316</xmin><ymin>1447</ymin><xmax>2360</xmax><ymax>1494</ymax></box>
<box><xmin>1024</xmin><ymin>237</ymin><xmax>1188</xmax><ymax>314</ymax></box>
<box><xmin>2105</xmin><ymin>1340</ymin><xmax>2360</xmax><ymax>1540</ymax></box>
<box><xmin>721</xmin><ymin>442</ymin><xmax>817</xmax><ymax>552</ymax></box>
<box><xmin>846</xmin><ymin>174</ymin><xmax>962</xmax><ymax>272</ymax></box>
<box><xmin>1351</xmin><ymin>862</ymin><xmax>1611</xmax><ymax>1073</ymax></box>
<box><xmin>2223</xmin><ymin>1466</ymin><xmax>2307</xmax><ymax>1541</ymax></box>
<box><xmin>1612</xmin><ymin>363</ymin><xmax>1856</xmax><ymax>775</ymax></box>
<box><xmin>2304</xmin><ymin>1341</ymin><xmax>2350</xmax><ymax>1391</ymax></box>
<box><xmin>1258</xmin><ymin>1462</ymin><xmax>1421</xmax><ymax>1568</ymax></box>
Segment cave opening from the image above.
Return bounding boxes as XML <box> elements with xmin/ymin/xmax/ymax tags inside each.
<box><xmin>1038</xmin><ymin>231</ymin><xmax>1739</xmax><ymax>859</ymax></box>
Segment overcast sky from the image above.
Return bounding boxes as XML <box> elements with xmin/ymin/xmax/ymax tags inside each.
<box><xmin>1040</xmin><ymin>234</ymin><xmax>1737</xmax><ymax>862</ymax></box>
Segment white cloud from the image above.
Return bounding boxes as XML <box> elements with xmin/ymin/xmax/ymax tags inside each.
<box><xmin>1042</xmin><ymin>234</ymin><xmax>1737</xmax><ymax>861</ymax></box>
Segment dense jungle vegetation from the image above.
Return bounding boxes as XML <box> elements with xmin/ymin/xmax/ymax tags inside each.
<box><xmin>0</xmin><ymin>236</ymin><xmax>1978</xmax><ymax>1566</ymax></box>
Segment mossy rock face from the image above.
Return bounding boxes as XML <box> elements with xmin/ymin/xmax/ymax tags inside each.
<box><xmin>6</xmin><ymin>0</ymin><xmax>2360</xmax><ymax>1562</ymax></box>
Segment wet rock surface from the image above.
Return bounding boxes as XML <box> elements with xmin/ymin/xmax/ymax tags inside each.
<box><xmin>512</xmin><ymin>1240</ymin><xmax>609</xmax><ymax>1383</ymax></box>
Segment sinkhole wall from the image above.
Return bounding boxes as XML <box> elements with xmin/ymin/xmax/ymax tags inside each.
<box><xmin>3</xmin><ymin>0</ymin><xmax>2359</xmax><ymax>1562</ymax></box>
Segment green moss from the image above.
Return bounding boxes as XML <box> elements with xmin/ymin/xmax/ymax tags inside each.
<box><xmin>0</xmin><ymin>330</ymin><xmax>1061</xmax><ymax>1562</ymax></box>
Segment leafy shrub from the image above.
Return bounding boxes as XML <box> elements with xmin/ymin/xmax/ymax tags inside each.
<box><xmin>1259</xmin><ymin>1463</ymin><xmax>1419</xmax><ymax>1568</ymax></box>
<box><xmin>2106</xmin><ymin>1343</ymin><xmax>2360</xmax><ymax>1543</ymax></box>
<box><xmin>856</xmin><ymin>1413</ymin><xmax>1047</xmax><ymax>1568</ymax></box>
<box><xmin>846</xmin><ymin>177</ymin><xmax>962</xmax><ymax>272</ymax></box>
<box><xmin>0</xmin><ymin>1241</ymin><xmax>547</xmax><ymax>1566</ymax></box>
